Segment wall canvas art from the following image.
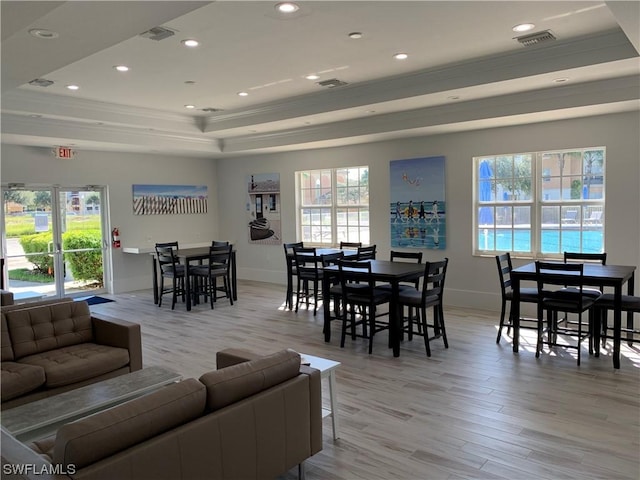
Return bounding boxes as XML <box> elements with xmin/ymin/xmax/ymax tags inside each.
<box><xmin>246</xmin><ymin>173</ymin><xmax>281</xmax><ymax>244</ymax></box>
<box><xmin>390</xmin><ymin>156</ymin><xmax>446</xmax><ymax>249</ymax></box>
<box><xmin>132</xmin><ymin>184</ymin><xmax>208</xmax><ymax>215</ymax></box>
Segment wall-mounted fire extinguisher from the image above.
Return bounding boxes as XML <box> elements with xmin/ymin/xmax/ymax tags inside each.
<box><xmin>112</xmin><ymin>227</ymin><xmax>121</xmax><ymax>248</ymax></box>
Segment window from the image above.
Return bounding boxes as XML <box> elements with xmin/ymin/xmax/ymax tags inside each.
<box><xmin>297</xmin><ymin>167</ymin><xmax>369</xmax><ymax>246</ymax></box>
<box><xmin>474</xmin><ymin>147</ymin><xmax>605</xmax><ymax>257</ymax></box>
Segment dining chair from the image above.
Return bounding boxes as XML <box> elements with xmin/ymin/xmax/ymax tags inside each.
<box><xmin>283</xmin><ymin>241</ymin><xmax>303</xmax><ymax>310</ymax></box>
<box><xmin>534</xmin><ymin>261</ymin><xmax>601</xmax><ymax>365</ymax></box>
<box><xmin>339</xmin><ymin>241</ymin><xmax>362</xmax><ymax>249</ymax></box>
<box><xmin>190</xmin><ymin>245</ymin><xmax>234</xmax><ymax>309</ymax></box>
<box><xmin>154</xmin><ymin>244</ymin><xmax>186</xmax><ymax>309</ymax></box>
<box><xmin>211</xmin><ymin>240</ymin><xmax>230</xmax><ymax>247</ymax></box>
<box><xmin>594</xmin><ymin>295</ymin><xmax>640</xmax><ymax>353</ymax></box>
<box><xmin>356</xmin><ymin>245</ymin><xmax>377</xmax><ymax>260</ymax></box>
<box><xmin>322</xmin><ymin>251</ymin><xmax>345</xmax><ymax>320</ymax></box>
<box><xmin>495</xmin><ymin>253</ymin><xmax>538</xmax><ymax>344</ymax></box>
<box><xmin>294</xmin><ymin>246</ymin><xmax>322</xmax><ymax>315</ymax></box>
<box><xmin>337</xmin><ymin>259</ymin><xmax>391</xmax><ymax>354</ymax></box>
<box><xmin>397</xmin><ymin>258</ymin><xmax>449</xmax><ymax>357</ymax></box>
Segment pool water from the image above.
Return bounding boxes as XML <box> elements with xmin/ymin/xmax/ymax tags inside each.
<box><xmin>478</xmin><ymin>229</ymin><xmax>603</xmax><ymax>254</ymax></box>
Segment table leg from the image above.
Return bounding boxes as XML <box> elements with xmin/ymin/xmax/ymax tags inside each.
<box><xmin>322</xmin><ymin>272</ymin><xmax>331</xmax><ymax>342</ymax></box>
<box><xmin>613</xmin><ymin>284</ymin><xmax>621</xmax><ymax>369</ymax></box>
<box><xmin>185</xmin><ymin>262</ymin><xmax>192</xmax><ymax>311</ymax></box>
<box><xmin>328</xmin><ymin>370</ymin><xmax>340</xmax><ymax>440</ymax></box>
<box><xmin>231</xmin><ymin>251</ymin><xmax>237</xmax><ymax>301</ymax></box>
<box><xmin>512</xmin><ymin>276</ymin><xmax>521</xmax><ymax>353</ymax></box>
<box><xmin>391</xmin><ymin>281</ymin><xmax>401</xmax><ymax>357</ymax></box>
<box><xmin>152</xmin><ymin>256</ymin><xmax>159</xmax><ymax>305</ymax></box>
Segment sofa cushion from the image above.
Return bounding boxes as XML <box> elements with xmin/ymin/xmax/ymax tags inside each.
<box><xmin>199</xmin><ymin>349</ymin><xmax>301</xmax><ymax>411</ymax></box>
<box><xmin>6</xmin><ymin>302</ymin><xmax>94</xmax><ymax>359</ymax></box>
<box><xmin>19</xmin><ymin>343</ymin><xmax>130</xmax><ymax>388</ymax></box>
<box><xmin>1</xmin><ymin>361</ymin><xmax>46</xmax><ymax>401</ymax></box>
<box><xmin>53</xmin><ymin>378</ymin><xmax>206</xmax><ymax>469</ymax></box>
<box><xmin>1</xmin><ymin>314</ymin><xmax>14</xmax><ymax>361</ymax></box>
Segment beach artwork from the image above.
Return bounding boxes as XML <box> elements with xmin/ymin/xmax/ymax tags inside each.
<box><xmin>390</xmin><ymin>156</ymin><xmax>446</xmax><ymax>249</ymax></box>
<box><xmin>132</xmin><ymin>184</ymin><xmax>207</xmax><ymax>215</ymax></box>
<box><xmin>246</xmin><ymin>173</ymin><xmax>281</xmax><ymax>245</ymax></box>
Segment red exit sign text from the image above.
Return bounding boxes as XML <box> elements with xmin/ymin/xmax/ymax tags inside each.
<box><xmin>55</xmin><ymin>146</ymin><xmax>74</xmax><ymax>159</ymax></box>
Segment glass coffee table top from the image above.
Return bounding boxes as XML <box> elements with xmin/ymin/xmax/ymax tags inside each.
<box><xmin>1</xmin><ymin>366</ymin><xmax>181</xmax><ymax>442</ymax></box>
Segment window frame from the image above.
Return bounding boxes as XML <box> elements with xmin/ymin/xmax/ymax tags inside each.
<box><xmin>296</xmin><ymin>166</ymin><xmax>369</xmax><ymax>247</ymax></box>
<box><xmin>473</xmin><ymin>147</ymin><xmax>605</xmax><ymax>259</ymax></box>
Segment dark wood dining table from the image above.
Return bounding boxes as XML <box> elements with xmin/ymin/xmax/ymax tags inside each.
<box><xmin>322</xmin><ymin>259</ymin><xmax>425</xmax><ymax>357</ymax></box>
<box><xmin>510</xmin><ymin>262</ymin><xmax>636</xmax><ymax>369</ymax></box>
<box><xmin>151</xmin><ymin>246</ymin><xmax>237</xmax><ymax>311</ymax></box>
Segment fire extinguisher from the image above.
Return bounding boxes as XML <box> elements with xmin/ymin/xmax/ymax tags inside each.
<box><xmin>112</xmin><ymin>227</ymin><xmax>121</xmax><ymax>248</ymax></box>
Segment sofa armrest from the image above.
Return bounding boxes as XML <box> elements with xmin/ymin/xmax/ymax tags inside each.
<box><xmin>1</xmin><ymin>290</ymin><xmax>15</xmax><ymax>306</ymax></box>
<box><xmin>1</xmin><ymin>428</ymin><xmax>66</xmax><ymax>480</ymax></box>
<box><xmin>215</xmin><ymin>348</ymin><xmax>262</xmax><ymax>369</ymax></box>
<box><xmin>91</xmin><ymin>313</ymin><xmax>143</xmax><ymax>371</ymax></box>
<box><xmin>299</xmin><ymin>365</ymin><xmax>323</xmax><ymax>455</ymax></box>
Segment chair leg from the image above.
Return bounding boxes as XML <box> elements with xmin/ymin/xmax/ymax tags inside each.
<box><xmin>171</xmin><ymin>277</ymin><xmax>177</xmax><ymax>310</ymax></box>
<box><xmin>421</xmin><ymin>307</ymin><xmax>431</xmax><ymax>357</ymax></box>
<box><xmin>438</xmin><ymin>304</ymin><xmax>448</xmax><ymax>348</ymax></box>
<box><xmin>496</xmin><ymin>299</ymin><xmax>507</xmax><ymax>343</ymax></box>
<box><xmin>158</xmin><ymin>276</ymin><xmax>165</xmax><ymax>307</ymax></box>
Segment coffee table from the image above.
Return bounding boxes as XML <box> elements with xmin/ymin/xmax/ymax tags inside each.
<box><xmin>300</xmin><ymin>353</ymin><xmax>341</xmax><ymax>441</ymax></box>
<box><xmin>1</xmin><ymin>366</ymin><xmax>181</xmax><ymax>442</ymax></box>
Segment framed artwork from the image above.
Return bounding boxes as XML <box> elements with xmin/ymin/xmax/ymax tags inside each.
<box><xmin>246</xmin><ymin>173</ymin><xmax>281</xmax><ymax>244</ymax></box>
<box><xmin>132</xmin><ymin>185</ymin><xmax>207</xmax><ymax>215</ymax></box>
<box><xmin>390</xmin><ymin>156</ymin><xmax>446</xmax><ymax>249</ymax></box>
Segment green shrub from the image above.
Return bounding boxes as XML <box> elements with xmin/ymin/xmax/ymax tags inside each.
<box><xmin>19</xmin><ymin>233</ymin><xmax>55</xmax><ymax>274</ymax></box>
<box><xmin>63</xmin><ymin>230</ymin><xmax>103</xmax><ymax>285</ymax></box>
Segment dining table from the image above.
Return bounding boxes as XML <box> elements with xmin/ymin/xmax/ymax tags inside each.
<box><xmin>151</xmin><ymin>246</ymin><xmax>237</xmax><ymax>311</ymax></box>
<box><xmin>510</xmin><ymin>261</ymin><xmax>636</xmax><ymax>369</ymax></box>
<box><xmin>321</xmin><ymin>259</ymin><xmax>425</xmax><ymax>357</ymax></box>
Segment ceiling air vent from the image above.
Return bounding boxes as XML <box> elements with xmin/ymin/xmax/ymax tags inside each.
<box><xmin>28</xmin><ymin>78</ymin><xmax>54</xmax><ymax>87</ymax></box>
<box><xmin>139</xmin><ymin>26</ymin><xmax>175</xmax><ymax>41</ymax></box>
<box><xmin>317</xmin><ymin>78</ymin><xmax>348</xmax><ymax>88</ymax></box>
<box><xmin>201</xmin><ymin>107</ymin><xmax>223</xmax><ymax>113</ymax></box>
<box><xmin>515</xmin><ymin>30</ymin><xmax>556</xmax><ymax>47</ymax></box>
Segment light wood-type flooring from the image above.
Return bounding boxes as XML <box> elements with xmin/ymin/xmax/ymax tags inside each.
<box><xmin>91</xmin><ymin>281</ymin><xmax>640</xmax><ymax>480</ymax></box>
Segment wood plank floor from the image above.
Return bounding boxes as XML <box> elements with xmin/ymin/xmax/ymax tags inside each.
<box><xmin>92</xmin><ymin>281</ymin><xmax>640</xmax><ymax>480</ymax></box>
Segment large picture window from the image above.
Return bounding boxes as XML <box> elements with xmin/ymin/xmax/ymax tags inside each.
<box><xmin>473</xmin><ymin>147</ymin><xmax>605</xmax><ymax>257</ymax></box>
<box><xmin>297</xmin><ymin>167</ymin><xmax>369</xmax><ymax>246</ymax></box>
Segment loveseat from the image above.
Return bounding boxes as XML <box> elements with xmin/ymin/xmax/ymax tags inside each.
<box><xmin>1</xmin><ymin>349</ymin><xmax>323</xmax><ymax>480</ymax></box>
<box><xmin>1</xmin><ymin>299</ymin><xmax>142</xmax><ymax>409</ymax></box>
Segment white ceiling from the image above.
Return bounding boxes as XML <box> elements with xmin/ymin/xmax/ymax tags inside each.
<box><xmin>1</xmin><ymin>1</ymin><xmax>639</xmax><ymax>158</ymax></box>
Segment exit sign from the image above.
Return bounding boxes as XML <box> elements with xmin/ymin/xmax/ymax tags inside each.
<box><xmin>55</xmin><ymin>146</ymin><xmax>74</xmax><ymax>159</ymax></box>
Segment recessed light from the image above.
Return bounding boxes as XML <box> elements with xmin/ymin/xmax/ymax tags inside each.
<box><xmin>393</xmin><ymin>53</ymin><xmax>408</xmax><ymax>60</ymax></box>
<box><xmin>553</xmin><ymin>77</ymin><xmax>569</xmax><ymax>83</ymax></box>
<box><xmin>305</xmin><ymin>74</ymin><xmax>320</xmax><ymax>80</ymax></box>
<box><xmin>181</xmin><ymin>39</ymin><xmax>199</xmax><ymax>47</ymax></box>
<box><xmin>276</xmin><ymin>2</ymin><xmax>299</xmax><ymax>13</ymax></box>
<box><xmin>512</xmin><ymin>23</ymin><xmax>535</xmax><ymax>33</ymax></box>
<box><xmin>238</xmin><ymin>91</ymin><xmax>249</xmax><ymax>97</ymax></box>
<box><xmin>114</xmin><ymin>65</ymin><xmax>129</xmax><ymax>72</ymax></box>
<box><xmin>66</xmin><ymin>84</ymin><xmax>80</xmax><ymax>90</ymax></box>
<box><xmin>184</xmin><ymin>80</ymin><xmax>196</xmax><ymax>85</ymax></box>
<box><xmin>29</xmin><ymin>28</ymin><xmax>59</xmax><ymax>39</ymax></box>
<box><xmin>348</xmin><ymin>32</ymin><xmax>363</xmax><ymax>39</ymax></box>
<box><xmin>447</xmin><ymin>95</ymin><xmax>461</xmax><ymax>100</ymax></box>
<box><xmin>184</xmin><ymin>104</ymin><xmax>196</xmax><ymax>109</ymax></box>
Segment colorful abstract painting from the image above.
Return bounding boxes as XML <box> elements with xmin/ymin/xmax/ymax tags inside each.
<box><xmin>390</xmin><ymin>156</ymin><xmax>446</xmax><ymax>249</ymax></box>
<box><xmin>246</xmin><ymin>173</ymin><xmax>281</xmax><ymax>244</ymax></box>
<box><xmin>132</xmin><ymin>185</ymin><xmax>208</xmax><ymax>215</ymax></box>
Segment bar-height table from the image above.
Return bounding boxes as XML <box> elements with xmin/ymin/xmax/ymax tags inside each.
<box><xmin>322</xmin><ymin>259</ymin><xmax>425</xmax><ymax>357</ymax></box>
<box><xmin>510</xmin><ymin>262</ymin><xmax>636</xmax><ymax>369</ymax></box>
<box><xmin>152</xmin><ymin>246</ymin><xmax>237</xmax><ymax>310</ymax></box>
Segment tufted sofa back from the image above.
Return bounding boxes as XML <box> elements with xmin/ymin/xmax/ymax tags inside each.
<box><xmin>3</xmin><ymin>301</ymin><xmax>94</xmax><ymax>359</ymax></box>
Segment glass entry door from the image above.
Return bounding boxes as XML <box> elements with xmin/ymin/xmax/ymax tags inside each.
<box><xmin>1</xmin><ymin>186</ymin><xmax>108</xmax><ymax>300</ymax></box>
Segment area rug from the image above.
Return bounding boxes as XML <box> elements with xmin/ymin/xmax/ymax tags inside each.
<box><xmin>75</xmin><ymin>296</ymin><xmax>115</xmax><ymax>306</ymax></box>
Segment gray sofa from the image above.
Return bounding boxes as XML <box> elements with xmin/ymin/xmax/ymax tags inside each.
<box><xmin>1</xmin><ymin>299</ymin><xmax>143</xmax><ymax>409</ymax></box>
<box><xmin>1</xmin><ymin>349</ymin><xmax>323</xmax><ymax>480</ymax></box>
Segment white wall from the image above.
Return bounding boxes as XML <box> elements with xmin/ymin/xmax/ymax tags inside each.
<box><xmin>1</xmin><ymin>145</ymin><xmax>219</xmax><ymax>293</ymax></box>
<box><xmin>2</xmin><ymin>111</ymin><xmax>638</xmax><ymax>310</ymax></box>
<box><xmin>217</xmin><ymin>111</ymin><xmax>640</xmax><ymax>312</ymax></box>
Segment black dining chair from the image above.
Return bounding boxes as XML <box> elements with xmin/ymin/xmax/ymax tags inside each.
<box><xmin>594</xmin><ymin>295</ymin><xmax>640</xmax><ymax>353</ymax></box>
<box><xmin>293</xmin><ymin>246</ymin><xmax>323</xmax><ymax>315</ymax></box>
<box><xmin>155</xmin><ymin>243</ymin><xmax>186</xmax><ymax>309</ymax></box>
<box><xmin>397</xmin><ymin>258</ymin><xmax>449</xmax><ymax>357</ymax></box>
<box><xmin>283</xmin><ymin>241</ymin><xmax>303</xmax><ymax>310</ymax></box>
<box><xmin>339</xmin><ymin>241</ymin><xmax>362</xmax><ymax>249</ymax></box>
<box><xmin>190</xmin><ymin>245</ymin><xmax>234</xmax><ymax>309</ymax></box>
<box><xmin>356</xmin><ymin>245</ymin><xmax>376</xmax><ymax>260</ymax></box>
<box><xmin>337</xmin><ymin>259</ymin><xmax>391</xmax><ymax>354</ymax></box>
<box><xmin>495</xmin><ymin>253</ymin><xmax>539</xmax><ymax>344</ymax></box>
<box><xmin>322</xmin><ymin>251</ymin><xmax>346</xmax><ymax>326</ymax></box>
<box><xmin>534</xmin><ymin>261</ymin><xmax>601</xmax><ymax>365</ymax></box>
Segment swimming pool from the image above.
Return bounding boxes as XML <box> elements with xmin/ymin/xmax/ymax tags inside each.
<box><xmin>478</xmin><ymin>229</ymin><xmax>603</xmax><ymax>254</ymax></box>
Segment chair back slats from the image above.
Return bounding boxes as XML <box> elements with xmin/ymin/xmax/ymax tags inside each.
<box><xmin>337</xmin><ymin>259</ymin><xmax>376</xmax><ymax>299</ymax></box>
<box><xmin>390</xmin><ymin>251</ymin><xmax>423</xmax><ymax>263</ymax></box>
<box><xmin>321</xmin><ymin>251</ymin><xmax>345</xmax><ymax>267</ymax></box>
<box><xmin>563</xmin><ymin>251</ymin><xmax>606</xmax><ymax>265</ymax></box>
<box><xmin>422</xmin><ymin>258</ymin><xmax>448</xmax><ymax>304</ymax></box>
<box><xmin>535</xmin><ymin>261</ymin><xmax>598</xmax><ymax>310</ymax></box>
<box><xmin>495</xmin><ymin>253</ymin><xmax>513</xmax><ymax>293</ymax></box>
<box><xmin>293</xmin><ymin>247</ymin><xmax>321</xmax><ymax>280</ymax></box>
<box><xmin>340</xmin><ymin>241</ymin><xmax>362</xmax><ymax>249</ymax></box>
<box><xmin>208</xmin><ymin>245</ymin><xmax>232</xmax><ymax>273</ymax></box>
<box><xmin>356</xmin><ymin>245</ymin><xmax>377</xmax><ymax>260</ymax></box>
